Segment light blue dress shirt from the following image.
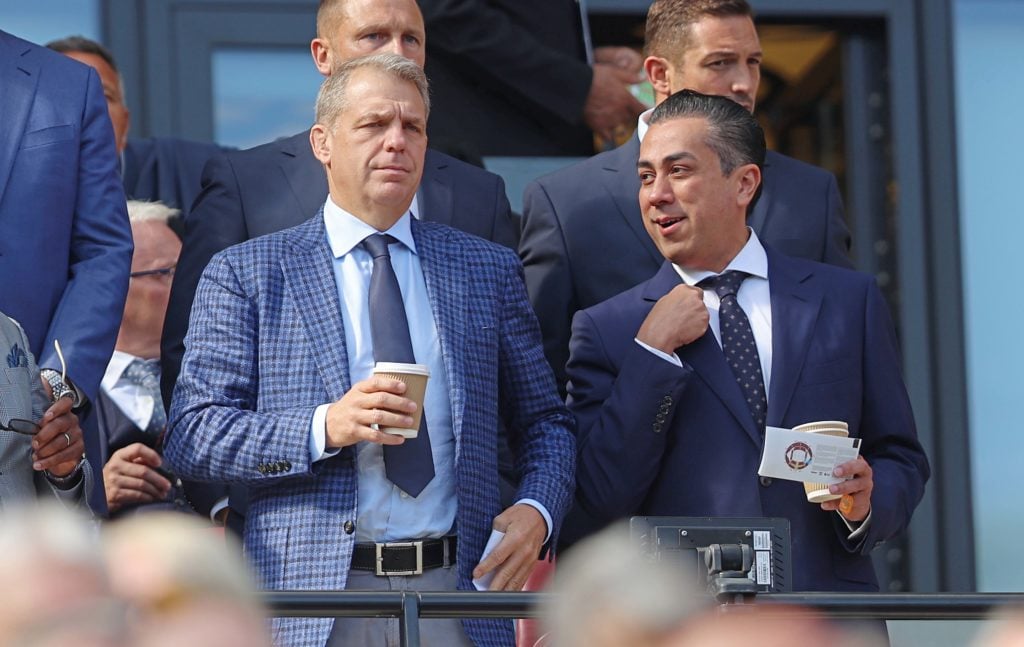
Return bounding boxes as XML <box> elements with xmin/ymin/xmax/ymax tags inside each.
<box><xmin>309</xmin><ymin>198</ymin><xmax>551</xmax><ymax>543</ymax></box>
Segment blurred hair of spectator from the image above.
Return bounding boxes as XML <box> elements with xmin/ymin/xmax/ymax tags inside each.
<box><xmin>543</xmin><ymin>523</ymin><xmax>708</xmax><ymax>647</ymax></box>
<box><xmin>102</xmin><ymin>513</ymin><xmax>270</xmax><ymax>647</ymax></box>
<box><xmin>0</xmin><ymin>503</ymin><xmax>119</xmax><ymax>647</ymax></box>
<box><xmin>667</xmin><ymin>605</ymin><xmax>884</xmax><ymax>647</ymax></box>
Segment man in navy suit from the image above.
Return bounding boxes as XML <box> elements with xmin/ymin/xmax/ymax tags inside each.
<box><xmin>566</xmin><ymin>89</ymin><xmax>928</xmax><ymax>591</ymax></box>
<box><xmin>165</xmin><ymin>55</ymin><xmax>574</xmax><ymax>647</ymax></box>
<box><xmin>521</xmin><ymin>0</ymin><xmax>852</xmax><ymax>395</ymax></box>
<box><xmin>0</xmin><ymin>29</ymin><xmax>132</xmax><ymax>512</ymax></box>
<box><xmin>419</xmin><ymin>0</ymin><xmax>645</xmax><ymax>156</ymax></box>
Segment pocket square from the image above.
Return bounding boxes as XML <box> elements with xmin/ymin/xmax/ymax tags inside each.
<box><xmin>7</xmin><ymin>343</ymin><xmax>28</xmax><ymax>369</ymax></box>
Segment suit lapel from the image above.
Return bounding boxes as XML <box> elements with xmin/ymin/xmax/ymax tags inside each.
<box><xmin>765</xmin><ymin>248</ymin><xmax>822</xmax><ymax>425</ymax></box>
<box><xmin>417</xmin><ymin>150</ymin><xmax>454</xmax><ymax>227</ymax></box>
<box><xmin>643</xmin><ymin>263</ymin><xmax>761</xmax><ymax>446</ymax></box>
<box><xmin>280</xmin><ymin>212</ymin><xmax>352</xmax><ymax>399</ymax></box>
<box><xmin>413</xmin><ymin>221</ymin><xmax>466</xmax><ymax>447</ymax></box>
<box><xmin>606</xmin><ymin>136</ymin><xmax>663</xmax><ymax>267</ymax></box>
<box><xmin>0</xmin><ymin>33</ymin><xmax>38</xmax><ymax>207</ymax></box>
<box><xmin>281</xmin><ymin>131</ymin><xmax>329</xmax><ymax>219</ymax></box>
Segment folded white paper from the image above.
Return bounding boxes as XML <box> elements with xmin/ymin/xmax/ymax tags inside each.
<box><xmin>757</xmin><ymin>426</ymin><xmax>861</xmax><ymax>484</ymax></box>
<box><xmin>472</xmin><ymin>529</ymin><xmax>506</xmax><ymax>591</ymax></box>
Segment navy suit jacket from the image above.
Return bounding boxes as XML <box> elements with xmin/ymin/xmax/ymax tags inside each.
<box><xmin>123</xmin><ymin>136</ymin><xmax>221</xmax><ymax>221</ymax></box>
<box><xmin>0</xmin><ymin>30</ymin><xmax>132</xmax><ymax>405</ymax></box>
<box><xmin>420</xmin><ymin>0</ymin><xmax>594</xmax><ymax>157</ymax></box>
<box><xmin>566</xmin><ymin>249</ymin><xmax>929</xmax><ymax>591</ymax></box>
<box><xmin>520</xmin><ymin>135</ymin><xmax>853</xmax><ymax>391</ymax></box>
<box><xmin>165</xmin><ymin>214</ymin><xmax>575</xmax><ymax>647</ymax></box>
<box><xmin>0</xmin><ymin>31</ymin><xmax>132</xmax><ymax>516</ymax></box>
<box><xmin>161</xmin><ymin>130</ymin><xmax>517</xmax><ymax>410</ymax></box>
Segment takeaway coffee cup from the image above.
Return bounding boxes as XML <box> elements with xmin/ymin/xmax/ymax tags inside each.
<box><xmin>793</xmin><ymin>420</ymin><xmax>849</xmax><ymax>503</ymax></box>
<box><xmin>372</xmin><ymin>362</ymin><xmax>430</xmax><ymax>438</ymax></box>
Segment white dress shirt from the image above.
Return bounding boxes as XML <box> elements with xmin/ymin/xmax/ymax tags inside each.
<box><xmin>101</xmin><ymin>350</ymin><xmax>160</xmax><ymax>430</ymax></box>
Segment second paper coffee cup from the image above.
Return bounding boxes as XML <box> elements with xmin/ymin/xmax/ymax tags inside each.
<box><xmin>793</xmin><ymin>420</ymin><xmax>849</xmax><ymax>503</ymax></box>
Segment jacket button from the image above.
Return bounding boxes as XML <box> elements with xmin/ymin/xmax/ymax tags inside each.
<box><xmin>343</xmin><ymin>521</ymin><xmax>355</xmax><ymax>535</ymax></box>
<box><xmin>652</xmin><ymin>423</ymin><xmax>662</xmax><ymax>433</ymax></box>
<box><xmin>283</xmin><ymin>460</ymin><xmax>292</xmax><ymax>471</ymax></box>
<box><xmin>662</xmin><ymin>395</ymin><xmax>672</xmax><ymax>404</ymax></box>
<box><xmin>759</xmin><ymin>476</ymin><xmax>773</xmax><ymax>487</ymax></box>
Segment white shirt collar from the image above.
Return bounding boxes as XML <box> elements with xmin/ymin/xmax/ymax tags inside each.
<box><xmin>636</xmin><ymin>108</ymin><xmax>655</xmax><ymax>143</ymax></box>
<box><xmin>322</xmin><ymin>196</ymin><xmax>418</xmax><ymax>259</ymax></box>
<box><xmin>673</xmin><ymin>228</ymin><xmax>769</xmax><ymax>287</ymax></box>
<box><xmin>101</xmin><ymin>349</ymin><xmax>142</xmax><ymax>392</ymax></box>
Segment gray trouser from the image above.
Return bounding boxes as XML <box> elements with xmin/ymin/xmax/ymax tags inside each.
<box><xmin>325</xmin><ymin>566</ymin><xmax>476</xmax><ymax>647</ymax></box>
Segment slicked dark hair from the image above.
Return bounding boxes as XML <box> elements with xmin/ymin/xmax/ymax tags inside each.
<box><xmin>650</xmin><ymin>89</ymin><xmax>765</xmax><ymax>211</ymax></box>
<box><xmin>45</xmin><ymin>35</ymin><xmax>119</xmax><ymax>73</ymax></box>
<box><xmin>644</xmin><ymin>0</ymin><xmax>753</xmax><ymax>63</ymax></box>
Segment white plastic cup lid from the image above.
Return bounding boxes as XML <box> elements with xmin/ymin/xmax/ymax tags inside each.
<box><xmin>372</xmin><ymin>362</ymin><xmax>430</xmax><ymax>377</ymax></box>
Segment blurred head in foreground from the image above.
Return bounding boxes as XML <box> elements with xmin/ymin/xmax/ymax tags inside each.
<box><xmin>0</xmin><ymin>503</ymin><xmax>116</xmax><ymax>646</ymax></box>
<box><xmin>543</xmin><ymin>523</ymin><xmax>707</xmax><ymax>647</ymax></box>
<box><xmin>102</xmin><ymin>513</ymin><xmax>271</xmax><ymax>647</ymax></box>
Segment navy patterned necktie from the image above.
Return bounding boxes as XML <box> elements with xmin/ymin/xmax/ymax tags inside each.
<box><xmin>361</xmin><ymin>233</ymin><xmax>434</xmax><ymax>497</ymax></box>
<box><xmin>699</xmin><ymin>271</ymin><xmax>768</xmax><ymax>433</ymax></box>
<box><xmin>119</xmin><ymin>358</ymin><xmax>167</xmax><ymax>439</ymax></box>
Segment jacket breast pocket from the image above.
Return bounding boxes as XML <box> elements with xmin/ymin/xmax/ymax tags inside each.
<box><xmin>20</xmin><ymin>124</ymin><xmax>74</xmax><ymax>150</ymax></box>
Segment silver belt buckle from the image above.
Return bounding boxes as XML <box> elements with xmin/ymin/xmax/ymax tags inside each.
<box><xmin>375</xmin><ymin>541</ymin><xmax>424</xmax><ymax>576</ymax></box>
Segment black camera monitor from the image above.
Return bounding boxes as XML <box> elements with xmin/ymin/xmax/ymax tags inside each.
<box><xmin>630</xmin><ymin>516</ymin><xmax>792</xmax><ymax>594</ymax></box>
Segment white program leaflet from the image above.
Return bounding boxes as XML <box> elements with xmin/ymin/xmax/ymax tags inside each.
<box><xmin>757</xmin><ymin>426</ymin><xmax>861</xmax><ymax>484</ymax></box>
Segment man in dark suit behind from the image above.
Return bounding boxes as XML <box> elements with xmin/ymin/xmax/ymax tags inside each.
<box><xmin>47</xmin><ymin>35</ymin><xmax>220</xmax><ymax>224</ymax></box>
<box><xmin>419</xmin><ymin>0</ymin><xmax>646</xmax><ymax>157</ymax></box>
<box><xmin>520</xmin><ymin>0</ymin><xmax>852</xmax><ymax>396</ymax></box>
<box><xmin>162</xmin><ymin>0</ymin><xmax>521</xmax><ymax>524</ymax></box>
<box><xmin>566</xmin><ymin>89</ymin><xmax>928</xmax><ymax>591</ymax></box>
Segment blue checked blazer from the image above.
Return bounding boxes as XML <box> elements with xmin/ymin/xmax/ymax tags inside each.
<box><xmin>164</xmin><ymin>212</ymin><xmax>575</xmax><ymax>647</ymax></box>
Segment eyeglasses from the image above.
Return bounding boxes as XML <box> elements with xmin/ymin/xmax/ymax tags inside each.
<box><xmin>130</xmin><ymin>265</ymin><xmax>176</xmax><ymax>280</ymax></box>
<box><xmin>0</xmin><ymin>417</ymin><xmax>39</xmax><ymax>435</ymax></box>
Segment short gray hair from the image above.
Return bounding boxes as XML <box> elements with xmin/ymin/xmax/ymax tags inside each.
<box><xmin>315</xmin><ymin>53</ymin><xmax>430</xmax><ymax>130</ymax></box>
<box><xmin>126</xmin><ymin>200</ymin><xmax>179</xmax><ymax>224</ymax></box>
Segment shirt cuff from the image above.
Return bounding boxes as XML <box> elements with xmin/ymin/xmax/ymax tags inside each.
<box><xmin>209</xmin><ymin>496</ymin><xmax>230</xmax><ymax>524</ymax></box>
<box><xmin>516</xmin><ymin>498</ymin><xmax>553</xmax><ymax>544</ymax></box>
<box><xmin>309</xmin><ymin>404</ymin><xmax>341</xmax><ymax>462</ymax></box>
<box><xmin>839</xmin><ymin>506</ymin><xmax>872</xmax><ymax>541</ymax></box>
<box><xmin>634</xmin><ymin>338</ymin><xmax>682</xmax><ymax>367</ymax></box>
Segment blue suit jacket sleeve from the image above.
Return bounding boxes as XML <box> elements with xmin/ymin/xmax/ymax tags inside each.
<box><xmin>839</xmin><ymin>279</ymin><xmax>930</xmax><ymax>553</ymax></box>
<box><xmin>496</xmin><ymin>255</ymin><xmax>577</xmax><ymax>544</ymax></box>
<box><xmin>38</xmin><ymin>66</ymin><xmax>132</xmax><ymax>406</ymax></box>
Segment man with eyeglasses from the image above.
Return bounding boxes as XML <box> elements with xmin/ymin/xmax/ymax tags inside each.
<box><xmin>96</xmin><ymin>200</ymin><xmax>198</xmax><ymax>517</ymax></box>
<box><xmin>0</xmin><ymin>310</ymin><xmax>92</xmax><ymax>505</ymax></box>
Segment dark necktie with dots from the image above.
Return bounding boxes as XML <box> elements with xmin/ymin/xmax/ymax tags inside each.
<box><xmin>699</xmin><ymin>271</ymin><xmax>767</xmax><ymax>433</ymax></box>
<box><xmin>361</xmin><ymin>233</ymin><xmax>434</xmax><ymax>497</ymax></box>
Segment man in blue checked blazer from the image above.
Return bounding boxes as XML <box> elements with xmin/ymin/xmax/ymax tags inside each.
<box><xmin>164</xmin><ymin>54</ymin><xmax>575</xmax><ymax>647</ymax></box>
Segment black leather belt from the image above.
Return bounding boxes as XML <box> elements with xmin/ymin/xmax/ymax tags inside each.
<box><xmin>351</xmin><ymin>537</ymin><xmax>457</xmax><ymax>576</ymax></box>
